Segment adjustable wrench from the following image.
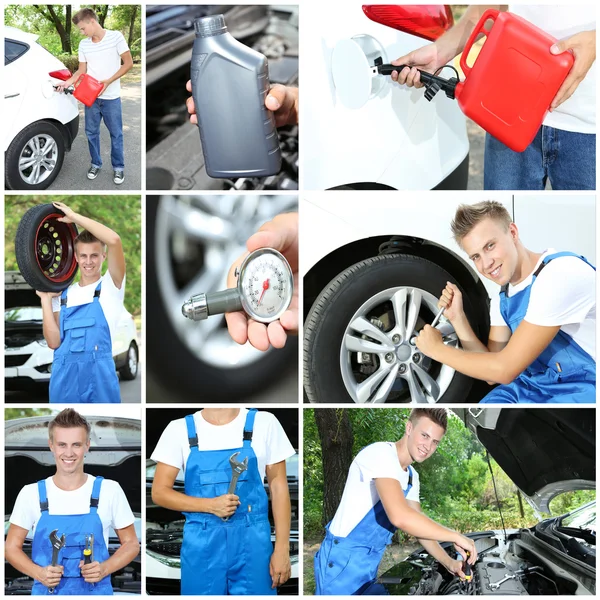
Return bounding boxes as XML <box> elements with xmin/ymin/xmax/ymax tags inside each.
<box><xmin>48</xmin><ymin>529</ymin><xmax>66</xmax><ymax>594</ymax></box>
<box><xmin>222</xmin><ymin>451</ymin><xmax>248</xmax><ymax>522</ymax></box>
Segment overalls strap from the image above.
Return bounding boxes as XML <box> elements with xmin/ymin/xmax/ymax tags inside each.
<box><xmin>37</xmin><ymin>480</ymin><xmax>49</xmax><ymax>512</ymax></box>
<box><xmin>90</xmin><ymin>476</ymin><xmax>103</xmax><ymax>513</ymax></box>
<box><xmin>243</xmin><ymin>409</ymin><xmax>257</xmax><ymax>447</ymax></box>
<box><xmin>186</xmin><ymin>414</ymin><xmax>199</xmax><ymax>451</ymax></box>
<box><xmin>405</xmin><ymin>465</ymin><xmax>413</xmax><ymax>496</ymax></box>
<box><xmin>93</xmin><ymin>281</ymin><xmax>102</xmax><ymax>300</ymax></box>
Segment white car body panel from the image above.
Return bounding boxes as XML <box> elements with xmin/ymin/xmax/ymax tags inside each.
<box><xmin>302</xmin><ymin>5</ymin><xmax>469</xmax><ymax>190</ymax></box>
<box><xmin>302</xmin><ymin>192</ymin><xmax>596</xmax><ymax>302</ymax></box>
<box><xmin>3</xmin><ymin>26</ymin><xmax>78</xmax><ymax>151</ymax></box>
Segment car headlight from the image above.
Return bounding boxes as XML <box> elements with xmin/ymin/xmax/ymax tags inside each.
<box><xmin>146</xmin><ymin>549</ymin><xmax>181</xmax><ymax>569</ymax></box>
<box><xmin>34</xmin><ymin>363</ymin><xmax>52</xmax><ymax>374</ymax></box>
<box><xmin>38</xmin><ymin>339</ymin><xmax>48</xmax><ymax>347</ymax></box>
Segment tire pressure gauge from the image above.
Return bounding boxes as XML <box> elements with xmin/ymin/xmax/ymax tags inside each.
<box><xmin>181</xmin><ymin>248</ymin><xmax>294</xmax><ymax>323</ymax></box>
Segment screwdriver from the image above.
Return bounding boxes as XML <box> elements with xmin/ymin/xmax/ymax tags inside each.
<box><xmin>463</xmin><ymin>551</ymin><xmax>472</xmax><ymax>581</ymax></box>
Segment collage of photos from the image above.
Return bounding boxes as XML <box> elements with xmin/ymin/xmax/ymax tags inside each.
<box><xmin>2</xmin><ymin>1</ymin><xmax>597</xmax><ymax>598</ymax></box>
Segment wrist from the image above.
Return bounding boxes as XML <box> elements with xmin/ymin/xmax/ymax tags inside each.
<box><xmin>274</xmin><ymin>541</ymin><xmax>290</xmax><ymax>552</ymax></box>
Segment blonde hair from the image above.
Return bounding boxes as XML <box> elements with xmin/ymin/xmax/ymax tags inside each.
<box><xmin>451</xmin><ymin>201</ymin><xmax>512</xmax><ymax>245</ymax></box>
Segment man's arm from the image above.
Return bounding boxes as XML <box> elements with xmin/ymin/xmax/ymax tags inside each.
<box><xmin>266</xmin><ymin>460</ymin><xmax>291</xmax><ymax>588</ymax></box>
<box><xmin>36</xmin><ymin>292</ymin><xmax>61</xmax><ymax>349</ymax></box>
<box><xmin>55</xmin><ymin>61</ymin><xmax>87</xmax><ymax>92</ymax></box>
<box><xmin>52</xmin><ymin>201</ymin><xmax>126</xmax><ymax>289</ymax></box>
<box><xmin>100</xmin><ymin>51</ymin><xmax>134</xmax><ymax>91</ymax></box>
<box><xmin>375</xmin><ymin>479</ymin><xmax>477</xmax><ymax>563</ymax></box>
<box><xmin>79</xmin><ymin>523</ymin><xmax>139</xmax><ymax>583</ymax></box>
<box><xmin>407</xmin><ymin>500</ymin><xmax>467</xmax><ymax>579</ymax></box>
<box><xmin>151</xmin><ymin>462</ymin><xmax>240</xmax><ymax>518</ymax></box>
<box><xmin>416</xmin><ymin>321</ymin><xmax>561</xmax><ymax>384</ymax></box>
<box><xmin>5</xmin><ymin>524</ymin><xmax>64</xmax><ymax>588</ymax></box>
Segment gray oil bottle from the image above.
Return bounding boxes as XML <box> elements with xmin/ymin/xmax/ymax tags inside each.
<box><xmin>191</xmin><ymin>14</ymin><xmax>281</xmax><ymax>178</ymax></box>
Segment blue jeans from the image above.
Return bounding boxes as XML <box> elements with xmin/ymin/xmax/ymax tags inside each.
<box><xmin>484</xmin><ymin>125</ymin><xmax>595</xmax><ymax>190</ymax></box>
<box><xmin>84</xmin><ymin>97</ymin><xmax>124</xmax><ymax>170</ymax></box>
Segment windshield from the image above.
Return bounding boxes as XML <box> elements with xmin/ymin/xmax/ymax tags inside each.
<box><xmin>5</xmin><ymin>307</ymin><xmax>43</xmax><ymax>322</ymax></box>
<box><xmin>561</xmin><ymin>501</ymin><xmax>596</xmax><ymax>532</ymax></box>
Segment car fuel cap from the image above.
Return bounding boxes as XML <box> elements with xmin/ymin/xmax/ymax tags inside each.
<box><xmin>331</xmin><ymin>38</ymin><xmax>373</xmax><ymax>110</ymax></box>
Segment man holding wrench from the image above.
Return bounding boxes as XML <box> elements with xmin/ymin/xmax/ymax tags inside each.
<box><xmin>5</xmin><ymin>409</ymin><xmax>139</xmax><ymax>594</ymax></box>
<box><xmin>151</xmin><ymin>408</ymin><xmax>296</xmax><ymax>595</ymax></box>
<box><xmin>415</xmin><ymin>200</ymin><xmax>596</xmax><ymax>403</ymax></box>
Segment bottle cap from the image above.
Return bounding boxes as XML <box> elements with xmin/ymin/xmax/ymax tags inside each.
<box><xmin>194</xmin><ymin>15</ymin><xmax>227</xmax><ymax>38</ymax></box>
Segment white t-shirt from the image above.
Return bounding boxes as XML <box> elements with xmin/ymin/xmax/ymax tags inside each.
<box><xmin>79</xmin><ymin>30</ymin><xmax>130</xmax><ymax>100</ymax></box>
<box><xmin>10</xmin><ymin>475</ymin><xmax>135</xmax><ymax>548</ymax></box>
<box><xmin>52</xmin><ymin>273</ymin><xmax>126</xmax><ymax>348</ymax></box>
<box><xmin>329</xmin><ymin>442</ymin><xmax>420</xmax><ymax>538</ymax></box>
<box><xmin>509</xmin><ymin>6</ymin><xmax>596</xmax><ymax>133</ymax></box>
<box><xmin>490</xmin><ymin>249</ymin><xmax>596</xmax><ymax>358</ymax></box>
<box><xmin>151</xmin><ymin>409</ymin><xmax>296</xmax><ymax>482</ymax></box>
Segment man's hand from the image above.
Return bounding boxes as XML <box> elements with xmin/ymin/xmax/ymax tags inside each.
<box><xmin>269</xmin><ymin>547</ymin><xmax>291</xmax><ymax>588</ymax></box>
<box><xmin>415</xmin><ymin>324</ymin><xmax>444</xmax><ymax>359</ymax></box>
<box><xmin>52</xmin><ymin>201</ymin><xmax>78</xmax><ymax>224</ymax></box>
<box><xmin>443</xmin><ymin>556</ymin><xmax>467</xmax><ymax>579</ymax></box>
<box><xmin>36</xmin><ymin>291</ymin><xmax>62</xmax><ymax>301</ymax></box>
<box><xmin>79</xmin><ymin>560</ymin><xmax>106</xmax><ymax>583</ymax></box>
<box><xmin>99</xmin><ymin>80</ymin><xmax>110</xmax><ymax>95</ymax></box>
<box><xmin>453</xmin><ymin>535</ymin><xmax>477</xmax><ymax>564</ymax></box>
<box><xmin>390</xmin><ymin>43</ymin><xmax>445</xmax><ymax>88</ymax></box>
<box><xmin>54</xmin><ymin>82</ymin><xmax>70</xmax><ymax>93</ymax></box>
<box><xmin>438</xmin><ymin>282</ymin><xmax>465</xmax><ymax>323</ymax></box>
<box><xmin>226</xmin><ymin>212</ymin><xmax>298</xmax><ymax>352</ymax></box>
<box><xmin>550</xmin><ymin>30</ymin><xmax>596</xmax><ymax>110</ymax></box>
<box><xmin>37</xmin><ymin>565</ymin><xmax>63</xmax><ymax>588</ymax></box>
<box><xmin>210</xmin><ymin>494</ymin><xmax>240</xmax><ymax>518</ymax></box>
<box><xmin>185</xmin><ymin>80</ymin><xmax>299</xmax><ymax>127</ymax></box>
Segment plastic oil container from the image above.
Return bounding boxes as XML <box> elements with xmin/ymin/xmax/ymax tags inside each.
<box><xmin>73</xmin><ymin>74</ymin><xmax>104</xmax><ymax>107</ymax></box>
<box><xmin>190</xmin><ymin>14</ymin><xmax>282</xmax><ymax>178</ymax></box>
<box><xmin>455</xmin><ymin>9</ymin><xmax>574</xmax><ymax>152</ymax></box>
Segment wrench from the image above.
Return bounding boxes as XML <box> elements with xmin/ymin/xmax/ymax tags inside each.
<box><xmin>222</xmin><ymin>451</ymin><xmax>248</xmax><ymax>521</ymax></box>
<box><xmin>410</xmin><ymin>307</ymin><xmax>446</xmax><ymax>345</ymax></box>
<box><xmin>489</xmin><ymin>574</ymin><xmax>517</xmax><ymax>591</ymax></box>
<box><xmin>48</xmin><ymin>529</ymin><xmax>66</xmax><ymax>594</ymax></box>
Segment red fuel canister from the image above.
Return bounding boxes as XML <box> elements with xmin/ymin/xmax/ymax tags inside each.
<box><xmin>454</xmin><ymin>9</ymin><xmax>574</xmax><ymax>152</ymax></box>
<box><xmin>73</xmin><ymin>74</ymin><xmax>104</xmax><ymax>107</ymax></box>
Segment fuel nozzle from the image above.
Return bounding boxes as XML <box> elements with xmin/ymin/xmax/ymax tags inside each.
<box><xmin>371</xmin><ymin>62</ymin><xmax>459</xmax><ymax>101</ymax></box>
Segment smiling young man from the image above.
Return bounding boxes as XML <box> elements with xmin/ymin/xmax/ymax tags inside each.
<box><xmin>56</xmin><ymin>8</ymin><xmax>133</xmax><ymax>185</ymax></box>
<box><xmin>314</xmin><ymin>409</ymin><xmax>477</xmax><ymax>596</ymax></box>
<box><xmin>415</xmin><ymin>200</ymin><xmax>596</xmax><ymax>403</ymax></box>
<box><xmin>5</xmin><ymin>409</ymin><xmax>139</xmax><ymax>595</ymax></box>
<box><xmin>37</xmin><ymin>201</ymin><xmax>126</xmax><ymax>403</ymax></box>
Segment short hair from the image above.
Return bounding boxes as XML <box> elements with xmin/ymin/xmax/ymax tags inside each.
<box><xmin>451</xmin><ymin>200</ymin><xmax>512</xmax><ymax>245</ymax></box>
<box><xmin>49</xmin><ymin>409</ymin><xmax>91</xmax><ymax>441</ymax></box>
<box><xmin>72</xmin><ymin>8</ymin><xmax>98</xmax><ymax>24</ymax></box>
<box><xmin>74</xmin><ymin>229</ymin><xmax>105</xmax><ymax>251</ymax></box>
<box><xmin>408</xmin><ymin>408</ymin><xmax>448</xmax><ymax>433</ymax></box>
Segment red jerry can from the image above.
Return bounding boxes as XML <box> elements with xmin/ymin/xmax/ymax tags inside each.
<box><xmin>454</xmin><ymin>9</ymin><xmax>574</xmax><ymax>152</ymax></box>
<box><xmin>73</xmin><ymin>74</ymin><xmax>104</xmax><ymax>107</ymax></box>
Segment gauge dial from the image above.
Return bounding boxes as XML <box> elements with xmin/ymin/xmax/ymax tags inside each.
<box><xmin>237</xmin><ymin>248</ymin><xmax>294</xmax><ymax>323</ymax></box>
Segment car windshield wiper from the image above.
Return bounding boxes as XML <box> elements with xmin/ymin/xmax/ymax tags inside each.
<box><xmin>556</xmin><ymin>525</ymin><xmax>596</xmax><ymax>545</ymax></box>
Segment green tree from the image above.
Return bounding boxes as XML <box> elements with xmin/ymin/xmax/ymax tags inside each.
<box><xmin>5</xmin><ymin>408</ymin><xmax>54</xmax><ymax>420</ymax></box>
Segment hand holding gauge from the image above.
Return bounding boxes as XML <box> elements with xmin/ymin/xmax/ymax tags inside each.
<box><xmin>182</xmin><ymin>212</ymin><xmax>299</xmax><ymax>351</ymax></box>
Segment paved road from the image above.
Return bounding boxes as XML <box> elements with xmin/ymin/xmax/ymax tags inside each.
<box><xmin>51</xmin><ymin>78</ymin><xmax>141</xmax><ymax>191</ymax></box>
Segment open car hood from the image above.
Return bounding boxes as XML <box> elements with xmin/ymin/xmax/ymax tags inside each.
<box><xmin>454</xmin><ymin>408</ymin><xmax>595</xmax><ymax>513</ymax></box>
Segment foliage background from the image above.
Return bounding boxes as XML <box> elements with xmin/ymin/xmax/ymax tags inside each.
<box><xmin>5</xmin><ymin>196</ymin><xmax>141</xmax><ymax>316</ymax></box>
<box><xmin>5</xmin><ymin>4</ymin><xmax>142</xmax><ymax>69</ymax></box>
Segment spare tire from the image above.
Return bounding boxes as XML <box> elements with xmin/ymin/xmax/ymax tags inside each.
<box><xmin>15</xmin><ymin>204</ymin><xmax>79</xmax><ymax>292</ymax></box>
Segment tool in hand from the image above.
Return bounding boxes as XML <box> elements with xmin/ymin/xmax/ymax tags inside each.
<box><xmin>462</xmin><ymin>551</ymin><xmax>472</xmax><ymax>581</ymax></box>
<box><xmin>83</xmin><ymin>533</ymin><xmax>94</xmax><ymax>564</ymax></box>
<box><xmin>182</xmin><ymin>248</ymin><xmax>293</xmax><ymax>324</ymax></box>
<box><xmin>411</xmin><ymin>307</ymin><xmax>446</xmax><ymax>346</ymax></box>
<box><xmin>222</xmin><ymin>451</ymin><xmax>249</xmax><ymax>522</ymax></box>
<box><xmin>48</xmin><ymin>529</ymin><xmax>66</xmax><ymax>594</ymax></box>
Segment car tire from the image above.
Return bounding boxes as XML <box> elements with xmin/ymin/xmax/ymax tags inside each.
<box><xmin>304</xmin><ymin>254</ymin><xmax>484</xmax><ymax>403</ymax></box>
<box><xmin>119</xmin><ymin>341</ymin><xmax>139</xmax><ymax>380</ymax></box>
<box><xmin>146</xmin><ymin>198</ymin><xmax>298</xmax><ymax>401</ymax></box>
<box><xmin>5</xmin><ymin>121</ymin><xmax>66</xmax><ymax>190</ymax></box>
<box><xmin>15</xmin><ymin>204</ymin><xmax>79</xmax><ymax>292</ymax></box>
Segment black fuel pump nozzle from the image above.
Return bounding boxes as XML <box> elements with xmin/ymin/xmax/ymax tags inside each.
<box><xmin>371</xmin><ymin>59</ymin><xmax>459</xmax><ymax>102</ymax></box>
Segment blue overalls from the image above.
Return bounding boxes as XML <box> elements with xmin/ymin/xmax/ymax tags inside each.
<box><xmin>482</xmin><ymin>251</ymin><xmax>596</xmax><ymax>404</ymax></box>
<box><xmin>314</xmin><ymin>461</ymin><xmax>413</xmax><ymax>595</ymax></box>
<box><xmin>31</xmin><ymin>477</ymin><xmax>112</xmax><ymax>595</ymax></box>
<box><xmin>49</xmin><ymin>280</ymin><xmax>121</xmax><ymax>403</ymax></box>
<box><xmin>181</xmin><ymin>409</ymin><xmax>276</xmax><ymax>595</ymax></box>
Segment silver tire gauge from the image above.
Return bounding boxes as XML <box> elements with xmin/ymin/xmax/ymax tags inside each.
<box><xmin>182</xmin><ymin>248</ymin><xmax>294</xmax><ymax>323</ymax></box>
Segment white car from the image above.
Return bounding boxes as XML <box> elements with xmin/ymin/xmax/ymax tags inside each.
<box><xmin>5</xmin><ymin>272</ymin><xmax>139</xmax><ymax>391</ymax></box>
<box><xmin>302</xmin><ymin>4</ymin><xmax>469</xmax><ymax>190</ymax></box>
<box><xmin>302</xmin><ymin>193</ymin><xmax>595</xmax><ymax>403</ymax></box>
<box><xmin>4</xmin><ymin>26</ymin><xmax>79</xmax><ymax>190</ymax></box>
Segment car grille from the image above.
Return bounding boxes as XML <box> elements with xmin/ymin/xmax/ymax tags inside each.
<box><xmin>148</xmin><ymin>541</ymin><xmax>181</xmax><ymax>557</ymax></box>
<box><xmin>5</xmin><ymin>354</ymin><xmax>31</xmax><ymax>367</ymax></box>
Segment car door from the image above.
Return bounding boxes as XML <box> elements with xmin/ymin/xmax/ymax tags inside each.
<box><xmin>4</xmin><ymin>38</ymin><xmax>30</xmax><ymax>148</ymax></box>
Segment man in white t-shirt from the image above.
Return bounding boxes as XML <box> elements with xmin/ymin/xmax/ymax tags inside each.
<box><xmin>36</xmin><ymin>201</ymin><xmax>127</xmax><ymax>403</ymax></box>
<box><xmin>151</xmin><ymin>408</ymin><xmax>296</xmax><ymax>595</ymax></box>
<box><xmin>5</xmin><ymin>409</ymin><xmax>139</xmax><ymax>595</ymax></box>
<box><xmin>56</xmin><ymin>7</ymin><xmax>133</xmax><ymax>185</ymax></box>
<box><xmin>315</xmin><ymin>409</ymin><xmax>477</xmax><ymax>595</ymax></box>
<box><xmin>416</xmin><ymin>201</ymin><xmax>596</xmax><ymax>403</ymax></box>
<box><xmin>391</xmin><ymin>6</ymin><xmax>596</xmax><ymax>190</ymax></box>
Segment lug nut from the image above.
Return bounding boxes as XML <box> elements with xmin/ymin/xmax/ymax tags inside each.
<box><xmin>413</xmin><ymin>353</ymin><xmax>421</xmax><ymax>363</ymax></box>
<box><xmin>392</xmin><ymin>334</ymin><xmax>401</xmax><ymax>344</ymax></box>
<box><xmin>409</xmin><ymin>336</ymin><xmax>417</xmax><ymax>346</ymax></box>
<box><xmin>385</xmin><ymin>353</ymin><xmax>394</xmax><ymax>363</ymax></box>
<box><xmin>398</xmin><ymin>364</ymin><xmax>407</xmax><ymax>374</ymax></box>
